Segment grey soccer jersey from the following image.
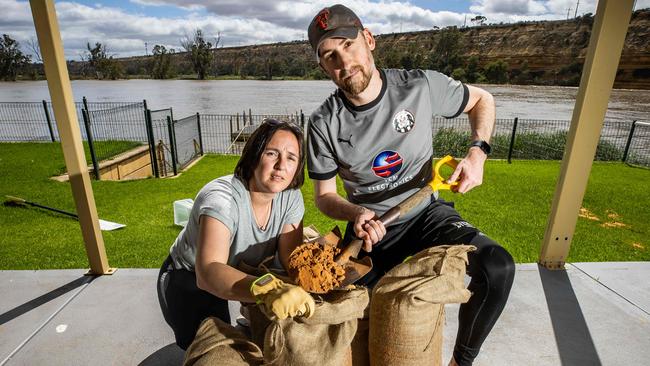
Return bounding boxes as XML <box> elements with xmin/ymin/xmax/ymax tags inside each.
<box><xmin>307</xmin><ymin>68</ymin><xmax>468</xmax><ymax>224</ymax></box>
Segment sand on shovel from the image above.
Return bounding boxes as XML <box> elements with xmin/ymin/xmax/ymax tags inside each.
<box><xmin>288</xmin><ymin>231</ymin><xmax>346</xmax><ymax>294</ymax></box>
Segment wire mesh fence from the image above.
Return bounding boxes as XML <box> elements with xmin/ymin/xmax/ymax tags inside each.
<box><xmin>198</xmin><ymin>113</ymin><xmax>303</xmax><ymax>154</ymax></box>
<box><xmin>148</xmin><ymin>108</ymin><xmax>175</xmax><ymax>177</ymax></box>
<box><xmin>623</xmin><ymin>121</ymin><xmax>650</xmax><ymax>167</ymax></box>
<box><xmin>1</xmin><ymin>99</ymin><xmax>648</xmax><ymax>172</ymax></box>
<box><xmin>174</xmin><ymin>114</ymin><xmax>202</xmax><ymax>170</ymax></box>
<box><xmin>82</xmin><ymin>101</ymin><xmax>148</xmax><ymax>163</ymax></box>
<box><xmin>431</xmin><ymin>116</ymin><xmax>640</xmax><ymax>163</ymax></box>
<box><xmin>0</xmin><ymin>101</ymin><xmax>62</xmax><ymax>141</ymax></box>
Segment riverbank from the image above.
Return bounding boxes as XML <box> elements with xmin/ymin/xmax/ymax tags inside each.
<box><xmin>2</xmin><ymin>80</ymin><xmax>648</xmax><ymax>121</ymax></box>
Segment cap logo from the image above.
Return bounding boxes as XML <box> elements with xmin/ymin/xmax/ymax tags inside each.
<box><xmin>315</xmin><ymin>9</ymin><xmax>330</xmax><ymax>30</ymax></box>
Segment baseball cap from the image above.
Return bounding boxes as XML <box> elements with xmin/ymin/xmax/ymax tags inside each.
<box><xmin>308</xmin><ymin>4</ymin><xmax>364</xmax><ymax>62</ymax></box>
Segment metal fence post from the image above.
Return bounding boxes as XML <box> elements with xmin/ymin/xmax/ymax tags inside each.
<box><xmin>167</xmin><ymin>115</ymin><xmax>178</xmax><ymax>176</ymax></box>
<box><xmin>300</xmin><ymin>110</ymin><xmax>305</xmax><ymax>129</ymax></box>
<box><xmin>249</xmin><ymin>108</ymin><xmax>252</xmax><ymax>125</ymax></box>
<box><xmin>144</xmin><ymin>103</ymin><xmax>159</xmax><ymax>178</ymax></box>
<box><xmin>622</xmin><ymin>120</ymin><xmax>637</xmax><ymax>162</ymax></box>
<box><xmin>507</xmin><ymin>117</ymin><xmax>519</xmax><ymax>164</ymax></box>
<box><xmin>82</xmin><ymin>109</ymin><xmax>100</xmax><ymax>180</ymax></box>
<box><xmin>42</xmin><ymin>100</ymin><xmax>56</xmax><ymax>142</ymax></box>
<box><xmin>196</xmin><ymin>112</ymin><xmax>204</xmax><ymax>156</ymax></box>
<box><xmin>82</xmin><ymin>96</ymin><xmax>89</xmax><ymax>113</ymax></box>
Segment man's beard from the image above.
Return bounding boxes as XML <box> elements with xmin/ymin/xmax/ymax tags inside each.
<box><xmin>339</xmin><ymin>65</ymin><xmax>372</xmax><ymax>96</ymax></box>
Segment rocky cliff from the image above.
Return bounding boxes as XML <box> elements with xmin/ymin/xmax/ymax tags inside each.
<box><xmin>111</xmin><ymin>9</ymin><xmax>649</xmax><ymax>89</ymax></box>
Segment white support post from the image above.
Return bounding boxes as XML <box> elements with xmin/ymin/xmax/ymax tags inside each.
<box><xmin>29</xmin><ymin>0</ymin><xmax>115</xmax><ymax>275</ymax></box>
<box><xmin>539</xmin><ymin>0</ymin><xmax>635</xmax><ymax>269</ymax></box>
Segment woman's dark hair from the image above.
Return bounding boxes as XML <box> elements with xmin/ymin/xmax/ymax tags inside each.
<box><xmin>234</xmin><ymin>118</ymin><xmax>305</xmax><ymax>189</ymax></box>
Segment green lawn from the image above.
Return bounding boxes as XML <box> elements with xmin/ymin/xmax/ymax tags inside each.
<box><xmin>0</xmin><ymin>142</ymin><xmax>648</xmax><ymax>269</ymax></box>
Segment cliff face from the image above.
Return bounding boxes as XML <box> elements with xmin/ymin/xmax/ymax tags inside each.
<box><xmin>371</xmin><ymin>9</ymin><xmax>649</xmax><ymax>88</ymax></box>
<box><xmin>111</xmin><ymin>9</ymin><xmax>649</xmax><ymax>89</ymax></box>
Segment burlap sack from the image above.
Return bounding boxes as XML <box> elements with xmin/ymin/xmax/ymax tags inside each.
<box><xmin>244</xmin><ymin>286</ymin><xmax>369</xmax><ymax>366</ymax></box>
<box><xmin>369</xmin><ymin>245</ymin><xmax>475</xmax><ymax>366</ymax></box>
<box><xmin>183</xmin><ymin>317</ymin><xmax>264</xmax><ymax>366</ymax></box>
<box><xmin>350</xmin><ymin>307</ymin><xmax>370</xmax><ymax>366</ymax></box>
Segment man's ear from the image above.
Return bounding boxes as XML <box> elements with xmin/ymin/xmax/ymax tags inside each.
<box><xmin>363</xmin><ymin>28</ymin><xmax>376</xmax><ymax>51</ymax></box>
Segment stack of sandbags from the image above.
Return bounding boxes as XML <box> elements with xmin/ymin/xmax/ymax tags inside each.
<box><xmin>244</xmin><ymin>286</ymin><xmax>369</xmax><ymax>366</ymax></box>
<box><xmin>183</xmin><ymin>317</ymin><xmax>264</xmax><ymax>366</ymax></box>
<box><xmin>369</xmin><ymin>245</ymin><xmax>475</xmax><ymax>366</ymax></box>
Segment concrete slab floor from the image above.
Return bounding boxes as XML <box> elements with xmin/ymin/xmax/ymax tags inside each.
<box><xmin>1</xmin><ymin>262</ymin><xmax>648</xmax><ymax>365</ymax></box>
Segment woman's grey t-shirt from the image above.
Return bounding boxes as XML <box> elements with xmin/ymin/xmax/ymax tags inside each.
<box><xmin>169</xmin><ymin>174</ymin><xmax>304</xmax><ymax>271</ymax></box>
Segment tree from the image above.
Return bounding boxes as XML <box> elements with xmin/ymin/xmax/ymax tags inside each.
<box><xmin>471</xmin><ymin>15</ymin><xmax>487</xmax><ymax>26</ymax></box>
<box><xmin>181</xmin><ymin>29</ymin><xmax>218</xmax><ymax>80</ymax></box>
<box><xmin>465</xmin><ymin>55</ymin><xmax>485</xmax><ymax>83</ymax></box>
<box><xmin>0</xmin><ymin>34</ymin><xmax>31</xmax><ymax>81</ymax></box>
<box><xmin>82</xmin><ymin>42</ymin><xmax>123</xmax><ymax>79</ymax></box>
<box><xmin>27</xmin><ymin>37</ymin><xmax>42</xmax><ymax>63</ymax></box>
<box><xmin>428</xmin><ymin>27</ymin><xmax>463</xmax><ymax>74</ymax></box>
<box><xmin>150</xmin><ymin>45</ymin><xmax>175</xmax><ymax>79</ymax></box>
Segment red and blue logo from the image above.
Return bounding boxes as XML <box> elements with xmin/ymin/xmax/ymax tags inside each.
<box><xmin>372</xmin><ymin>150</ymin><xmax>403</xmax><ymax>178</ymax></box>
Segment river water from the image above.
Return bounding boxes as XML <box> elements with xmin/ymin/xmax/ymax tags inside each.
<box><xmin>1</xmin><ymin>79</ymin><xmax>648</xmax><ymax>123</ymax></box>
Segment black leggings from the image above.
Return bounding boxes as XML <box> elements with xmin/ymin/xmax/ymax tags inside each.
<box><xmin>344</xmin><ymin>198</ymin><xmax>515</xmax><ymax>366</ymax></box>
<box><xmin>156</xmin><ymin>255</ymin><xmax>230</xmax><ymax>350</ymax></box>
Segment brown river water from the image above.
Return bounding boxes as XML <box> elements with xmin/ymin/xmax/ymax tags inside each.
<box><xmin>1</xmin><ymin>80</ymin><xmax>648</xmax><ymax>123</ymax></box>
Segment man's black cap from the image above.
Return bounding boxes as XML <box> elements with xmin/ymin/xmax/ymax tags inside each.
<box><xmin>308</xmin><ymin>4</ymin><xmax>364</xmax><ymax>62</ymax></box>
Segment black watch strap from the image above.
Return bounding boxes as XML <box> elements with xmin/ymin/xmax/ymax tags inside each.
<box><xmin>470</xmin><ymin>140</ymin><xmax>491</xmax><ymax>155</ymax></box>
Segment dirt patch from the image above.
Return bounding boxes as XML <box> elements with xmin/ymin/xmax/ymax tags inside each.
<box><xmin>606</xmin><ymin>210</ymin><xmax>622</xmax><ymax>220</ymax></box>
<box><xmin>288</xmin><ymin>242</ymin><xmax>345</xmax><ymax>294</ymax></box>
<box><xmin>600</xmin><ymin>221</ymin><xmax>630</xmax><ymax>228</ymax></box>
<box><xmin>631</xmin><ymin>242</ymin><xmax>645</xmax><ymax>250</ymax></box>
<box><xmin>579</xmin><ymin>207</ymin><xmax>600</xmax><ymax>221</ymax></box>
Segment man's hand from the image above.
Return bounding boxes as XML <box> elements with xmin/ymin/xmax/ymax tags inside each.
<box><xmin>250</xmin><ymin>274</ymin><xmax>315</xmax><ymax>320</ymax></box>
<box><xmin>353</xmin><ymin>206</ymin><xmax>386</xmax><ymax>252</ymax></box>
<box><xmin>448</xmin><ymin>147</ymin><xmax>487</xmax><ymax>194</ymax></box>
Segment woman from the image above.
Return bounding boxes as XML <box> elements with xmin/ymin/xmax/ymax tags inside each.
<box><xmin>157</xmin><ymin>119</ymin><xmax>314</xmax><ymax>350</ymax></box>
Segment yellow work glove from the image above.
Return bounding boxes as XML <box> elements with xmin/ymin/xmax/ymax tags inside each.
<box><xmin>250</xmin><ymin>273</ymin><xmax>315</xmax><ymax>320</ymax></box>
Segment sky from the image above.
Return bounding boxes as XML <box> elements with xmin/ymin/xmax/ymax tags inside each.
<box><xmin>2</xmin><ymin>0</ymin><xmax>649</xmax><ymax>60</ymax></box>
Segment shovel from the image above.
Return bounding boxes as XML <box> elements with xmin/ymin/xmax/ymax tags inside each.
<box><xmin>4</xmin><ymin>195</ymin><xmax>126</xmax><ymax>231</ymax></box>
<box><xmin>335</xmin><ymin>155</ymin><xmax>459</xmax><ymax>286</ymax></box>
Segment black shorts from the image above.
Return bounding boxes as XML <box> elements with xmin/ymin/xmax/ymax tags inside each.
<box><xmin>343</xmin><ymin>197</ymin><xmax>497</xmax><ymax>287</ymax></box>
<box><xmin>157</xmin><ymin>255</ymin><xmax>230</xmax><ymax>350</ymax></box>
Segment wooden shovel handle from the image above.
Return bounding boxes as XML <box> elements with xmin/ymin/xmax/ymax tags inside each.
<box><xmin>335</xmin><ymin>184</ymin><xmax>435</xmax><ymax>265</ymax></box>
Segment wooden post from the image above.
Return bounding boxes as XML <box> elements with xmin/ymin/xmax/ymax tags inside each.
<box><xmin>29</xmin><ymin>0</ymin><xmax>114</xmax><ymax>275</ymax></box>
<box><xmin>539</xmin><ymin>0</ymin><xmax>635</xmax><ymax>269</ymax></box>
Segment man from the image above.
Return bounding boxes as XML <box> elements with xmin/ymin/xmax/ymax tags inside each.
<box><xmin>306</xmin><ymin>4</ymin><xmax>515</xmax><ymax>366</ymax></box>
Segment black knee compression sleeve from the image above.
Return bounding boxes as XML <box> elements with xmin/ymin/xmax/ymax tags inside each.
<box><xmin>453</xmin><ymin>233</ymin><xmax>515</xmax><ymax>366</ymax></box>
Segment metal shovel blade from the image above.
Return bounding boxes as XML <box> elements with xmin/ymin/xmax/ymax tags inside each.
<box><xmin>338</xmin><ymin>256</ymin><xmax>373</xmax><ymax>288</ymax></box>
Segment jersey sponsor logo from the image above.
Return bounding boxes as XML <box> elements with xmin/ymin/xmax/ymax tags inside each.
<box><xmin>365</xmin><ymin>173</ymin><xmax>414</xmax><ymax>192</ymax></box>
<box><xmin>392</xmin><ymin>110</ymin><xmax>415</xmax><ymax>133</ymax></box>
<box><xmin>372</xmin><ymin>150</ymin><xmax>403</xmax><ymax>178</ymax></box>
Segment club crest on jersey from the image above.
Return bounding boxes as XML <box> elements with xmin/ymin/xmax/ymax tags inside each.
<box><xmin>372</xmin><ymin>150</ymin><xmax>403</xmax><ymax>178</ymax></box>
<box><xmin>392</xmin><ymin>110</ymin><xmax>415</xmax><ymax>133</ymax></box>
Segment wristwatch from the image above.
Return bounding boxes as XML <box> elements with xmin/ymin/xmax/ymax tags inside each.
<box><xmin>470</xmin><ymin>140</ymin><xmax>492</xmax><ymax>156</ymax></box>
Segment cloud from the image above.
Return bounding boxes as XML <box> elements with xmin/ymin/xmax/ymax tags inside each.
<box><xmin>1</xmin><ymin>0</ymin><xmax>305</xmax><ymax>59</ymax></box>
<box><xmin>470</xmin><ymin>0</ymin><xmax>548</xmax><ymax>15</ymax></box>
<box><xmin>2</xmin><ymin>0</ymin><xmax>648</xmax><ymax>60</ymax></box>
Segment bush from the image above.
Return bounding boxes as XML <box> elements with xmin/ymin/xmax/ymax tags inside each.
<box><xmin>484</xmin><ymin>60</ymin><xmax>509</xmax><ymax>83</ymax></box>
<box><xmin>432</xmin><ymin>128</ymin><xmax>623</xmax><ymax>161</ymax></box>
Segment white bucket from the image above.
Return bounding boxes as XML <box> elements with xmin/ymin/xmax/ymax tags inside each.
<box><xmin>173</xmin><ymin>199</ymin><xmax>194</xmax><ymax>227</ymax></box>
